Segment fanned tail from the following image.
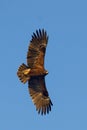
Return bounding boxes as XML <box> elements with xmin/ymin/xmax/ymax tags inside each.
<box><xmin>17</xmin><ymin>63</ymin><xmax>30</xmax><ymax>83</ymax></box>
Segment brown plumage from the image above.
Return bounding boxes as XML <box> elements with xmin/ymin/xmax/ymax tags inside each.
<box><xmin>17</xmin><ymin>29</ymin><xmax>53</xmax><ymax>115</ymax></box>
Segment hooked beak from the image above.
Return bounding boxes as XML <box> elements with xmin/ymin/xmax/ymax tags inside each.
<box><xmin>46</xmin><ymin>71</ymin><xmax>48</xmax><ymax>75</ymax></box>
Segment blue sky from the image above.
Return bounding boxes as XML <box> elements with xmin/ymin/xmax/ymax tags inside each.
<box><xmin>0</xmin><ymin>0</ymin><xmax>87</xmax><ymax>130</ymax></box>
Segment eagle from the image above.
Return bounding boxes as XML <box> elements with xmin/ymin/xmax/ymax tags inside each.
<box><xmin>17</xmin><ymin>29</ymin><xmax>53</xmax><ymax>115</ymax></box>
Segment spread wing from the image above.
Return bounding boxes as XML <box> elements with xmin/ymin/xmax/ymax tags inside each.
<box><xmin>27</xmin><ymin>29</ymin><xmax>48</xmax><ymax>69</ymax></box>
<box><xmin>28</xmin><ymin>76</ymin><xmax>53</xmax><ymax>115</ymax></box>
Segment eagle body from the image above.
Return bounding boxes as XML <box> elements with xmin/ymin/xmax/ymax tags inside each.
<box><xmin>17</xmin><ymin>29</ymin><xmax>53</xmax><ymax>115</ymax></box>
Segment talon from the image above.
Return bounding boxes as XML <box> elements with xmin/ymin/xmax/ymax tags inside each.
<box><xmin>23</xmin><ymin>69</ymin><xmax>31</xmax><ymax>75</ymax></box>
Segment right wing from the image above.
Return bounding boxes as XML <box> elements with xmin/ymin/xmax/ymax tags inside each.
<box><xmin>28</xmin><ymin>76</ymin><xmax>53</xmax><ymax>115</ymax></box>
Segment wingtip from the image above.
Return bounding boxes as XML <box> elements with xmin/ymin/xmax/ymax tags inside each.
<box><xmin>36</xmin><ymin>99</ymin><xmax>53</xmax><ymax>115</ymax></box>
<box><xmin>31</xmin><ymin>29</ymin><xmax>48</xmax><ymax>41</ymax></box>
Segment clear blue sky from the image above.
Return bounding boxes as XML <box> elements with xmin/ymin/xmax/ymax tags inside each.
<box><xmin>0</xmin><ymin>0</ymin><xmax>87</xmax><ymax>130</ymax></box>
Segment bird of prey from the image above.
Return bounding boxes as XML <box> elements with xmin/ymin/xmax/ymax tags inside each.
<box><xmin>17</xmin><ymin>29</ymin><xmax>53</xmax><ymax>115</ymax></box>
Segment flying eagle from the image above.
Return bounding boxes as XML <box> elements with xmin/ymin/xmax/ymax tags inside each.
<box><xmin>17</xmin><ymin>29</ymin><xmax>53</xmax><ymax>115</ymax></box>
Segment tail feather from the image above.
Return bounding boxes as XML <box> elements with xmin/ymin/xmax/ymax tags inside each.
<box><xmin>17</xmin><ymin>63</ymin><xmax>30</xmax><ymax>83</ymax></box>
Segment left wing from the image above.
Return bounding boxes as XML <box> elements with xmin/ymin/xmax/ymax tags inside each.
<box><xmin>27</xmin><ymin>29</ymin><xmax>48</xmax><ymax>69</ymax></box>
<box><xmin>28</xmin><ymin>76</ymin><xmax>53</xmax><ymax>115</ymax></box>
